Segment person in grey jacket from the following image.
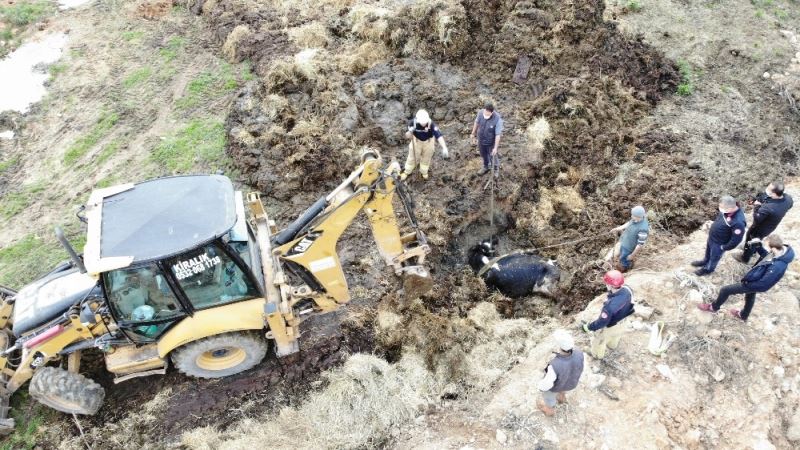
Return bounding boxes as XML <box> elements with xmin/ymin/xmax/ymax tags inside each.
<box><xmin>470</xmin><ymin>103</ymin><xmax>503</xmax><ymax>178</ymax></box>
<box><xmin>611</xmin><ymin>205</ymin><xmax>649</xmax><ymax>271</ymax></box>
<box><xmin>537</xmin><ymin>329</ymin><xmax>584</xmax><ymax>416</ymax></box>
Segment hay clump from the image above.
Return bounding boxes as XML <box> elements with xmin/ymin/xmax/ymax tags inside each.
<box><xmin>264</xmin><ymin>49</ymin><xmax>332</xmax><ymax>93</ymax></box>
<box><xmin>288</xmin><ymin>22</ymin><xmax>330</xmax><ymax>49</ymax></box>
<box><xmin>348</xmin><ymin>5</ymin><xmax>393</xmax><ymax>42</ymax></box>
<box><xmin>467</xmin><ymin>301</ymin><xmax>501</xmax><ymax>330</ymax></box>
<box><xmin>337</xmin><ymin>42</ymin><xmax>389</xmax><ymax>75</ymax></box>
<box><xmin>222</xmin><ymin>25</ymin><xmax>253</xmax><ymax>63</ymax></box>
<box><xmin>525</xmin><ymin>116</ymin><xmax>551</xmax><ymax>164</ymax></box>
<box><xmin>388</xmin><ymin>0</ymin><xmax>470</xmax><ymax>59</ymax></box>
<box><xmin>182</xmin><ymin>354</ymin><xmax>439</xmax><ymax>450</ymax></box>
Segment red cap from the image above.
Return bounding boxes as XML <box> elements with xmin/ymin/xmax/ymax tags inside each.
<box><xmin>603</xmin><ymin>270</ymin><xmax>624</xmax><ymax>288</ymax></box>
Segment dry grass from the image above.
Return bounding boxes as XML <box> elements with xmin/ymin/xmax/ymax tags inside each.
<box><xmin>526</xmin><ymin>116</ymin><xmax>551</xmax><ymax>164</ymax></box>
<box><xmin>182</xmin><ymin>354</ymin><xmax>440</xmax><ymax>450</ymax></box>
<box><xmin>288</xmin><ymin>22</ymin><xmax>330</xmax><ymax>48</ymax></box>
<box><xmin>58</xmin><ymin>389</ymin><xmax>174</xmax><ymax>449</ymax></box>
<box><xmin>222</xmin><ymin>24</ymin><xmax>253</xmax><ymax>64</ymax></box>
<box><xmin>348</xmin><ymin>4</ymin><xmax>393</xmax><ymax>42</ymax></box>
<box><xmin>337</xmin><ymin>42</ymin><xmax>389</xmax><ymax>75</ymax></box>
<box><xmin>181</xmin><ymin>302</ymin><xmax>548</xmax><ymax>448</ymax></box>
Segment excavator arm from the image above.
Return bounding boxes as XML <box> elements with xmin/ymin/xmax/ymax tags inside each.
<box><xmin>247</xmin><ymin>150</ymin><xmax>431</xmax><ymax>356</ymax></box>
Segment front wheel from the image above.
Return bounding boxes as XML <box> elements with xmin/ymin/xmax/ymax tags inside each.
<box><xmin>170</xmin><ymin>332</ymin><xmax>268</xmax><ymax>379</ymax></box>
<box><xmin>29</xmin><ymin>367</ymin><xmax>105</xmax><ymax>415</ymax></box>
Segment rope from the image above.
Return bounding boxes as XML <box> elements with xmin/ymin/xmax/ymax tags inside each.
<box><xmin>476</xmin><ymin>230</ymin><xmax>617</xmax><ymax>277</ymax></box>
<box><xmin>73</xmin><ymin>413</ymin><xmax>92</xmax><ymax>450</ymax></box>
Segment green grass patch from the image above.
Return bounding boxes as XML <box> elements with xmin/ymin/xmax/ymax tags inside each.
<box><xmin>122</xmin><ymin>30</ymin><xmax>145</xmax><ymax>42</ymax></box>
<box><xmin>0</xmin><ymin>156</ymin><xmax>19</xmax><ymax>175</ymax></box>
<box><xmin>0</xmin><ymin>392</ymin><xmax>54</xmax><ymax>450</ymax></box>
<box><xmin>0</xmin><ymin>181</ymin><xmax>45</xmax><ymax>219</ymax></box>
<box><xmin>150</xmin><ymin>119</ymin><xmax>227</xmax><ymax>172</ymax></box>
<box><xmin>0</xmin><ymin>1</ymin><xmax>54</xmax><ymax>27</ymax></box>
<box><xmin>123</xmin><ymin>67</ymin><xmax>152</xmax><ymax>89</ymax></box>
<box><xmin>0</xmin><ymin>225</ymin><xmax>86</xmax><ymax>288</ymax></box>
<box><xmin>96</xmin><ymin>139</ymin><xmax>121</xmax><ymax>165</ymax></box>
<box><xmin>176</xmin><ymin>64</ymin><xmax>242</xmax><ymax>110</ymax></box>
<box><xmin>676</xmin><ymin>59</ymin><xmax>695</xmax><ymax>96</ymax></box>
<box><xmin>48</xmin><ymin>62</ymin><xmax>68</xmax><ymax>78</ymax></box>
<box><xmin>95</xmin><ymin>175</ymin><xmax>119</xmax><ymax>189</ymax></box>
<box><xmin>159</xmin><ymin>35</ymin><xmax>187</xmax><ymax>62</ymax></box>
<box><xmin>626</xmin><ymin>1</ymin><xmax>642</xmax><ymax>12</ymax></box>
<box><xmin>63</xmin><ymin>112</ymin><xmax>119</xmax><ymax>165</ymax></box>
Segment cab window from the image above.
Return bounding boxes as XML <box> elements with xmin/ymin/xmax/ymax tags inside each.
<box><xmin>104</xmin><ymin>264</ymin><xmax>184</xmax><ymax>341</ymax></box>
<box><xmin>167</xmin><ymin>243</ymin><xmax>259</xmax><ymax>310</ymax></box>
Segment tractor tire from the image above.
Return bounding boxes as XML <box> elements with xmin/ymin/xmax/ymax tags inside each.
<box><xmin>29</xmin><ymin>367</ymin><xmax>105</xmax><ymax>415</ymax></box>
<box><xmin>170</xmin><ymin>332</ymin><xmax>268</xmax><ymax>379</ymax></box>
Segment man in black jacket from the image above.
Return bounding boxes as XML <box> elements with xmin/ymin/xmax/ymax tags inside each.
<box><xmin>738</xmin><ymin>181</ymin><xmax>793</xmax><ymax>263</ymax></box>
<box><xmin>699</xmin><ymin>234</ymin><xmax>795</xmax><ymax>321</ymax></box>
<box><xmin>691</xmin><ymin>195</ymin><xmax>746</xmax><ymax>276</ymax></box>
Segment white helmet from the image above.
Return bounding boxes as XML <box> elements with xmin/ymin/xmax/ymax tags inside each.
<box><xmin>553</xmin><ymin>329</ymin><xmax>574</xmax><ymax>351</ymax></box>
<box><xmin>415</xmin><ymin>109</ymin><xmax>431</xmax><ymax>126</ymax></box>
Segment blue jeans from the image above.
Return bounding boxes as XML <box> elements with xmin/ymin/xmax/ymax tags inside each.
<box><xmin>699</xmin><ymin>239</ymin><xmax>725</xmax><ymax>273</ymax></box>
<box><xmin>479</xmin><ymin>143</ymin><xmax>498</xmax><ymax>169</ymax></box>
<box><xmin>619</xmin><ymin>247</ymin><xmax>634</xmax><ymax>269</ymax></box>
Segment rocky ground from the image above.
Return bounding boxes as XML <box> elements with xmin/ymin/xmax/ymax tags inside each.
<box><xmin>387</xmin><ymin>181</ymin><xmax>800</xmax><ymax>449</ymax></box>
<box><xmin>0</xmin><ymin>0</ymin><xmax>798</xmax><ymax>448</ymax></box>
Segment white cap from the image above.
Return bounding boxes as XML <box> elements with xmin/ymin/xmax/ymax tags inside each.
<box><xmin>553</xmin><ymin>329</ymin><xmax>574</xmax><ymax>351</ymax></box>
<box><xmin>415</xmin><ymin>109</ymin><xmax>430</xmax><ymax>126</ymax></box>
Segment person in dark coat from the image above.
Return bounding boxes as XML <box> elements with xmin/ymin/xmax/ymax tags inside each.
<box><xmin>738</xmin><ymin>181</ymin><xmax>793</xmax><ymax>263</ymax></box>
<box><xmin>537</xmin><ymin>329</ymin><xmax>584</xmax><ymax>416</ymax></box>
<box><xmin>691</xmin><ymin>195</ymin><xmax>746</xmax><ymax>276</ymax></box>
<box><xmin>698</xmin><ymin>234</ymin><xmax>795</xmax><ymax>321</ymax></box>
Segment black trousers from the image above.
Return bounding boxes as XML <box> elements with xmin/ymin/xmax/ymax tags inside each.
<box><xmin>712</xmin><ymin>283</ymin><xmax>758</xmax><ymax>320</ymax></box>
<box><xmin>741</xmin><ymin>229</ymin><xmax>765</xmax><ymax>263</ymax></box>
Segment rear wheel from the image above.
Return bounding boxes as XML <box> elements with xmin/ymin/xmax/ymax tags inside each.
<box><xmin>171</xmin><ymin>332</ymin><xmax>268</xmax><ymax>379</ymax></box>
<box><xmin>29</xmin><ymin>367</ymin><xmax>105</xmax><ymax>415</ymax></box>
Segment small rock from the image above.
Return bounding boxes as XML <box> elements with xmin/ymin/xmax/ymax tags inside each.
<box><xmin>495</xmin><ymin>429</ymin><xmax>507</xmax><ymax>444</ymax></box>
<box><xmin>712</xmin><ymin>366</ymin><xmax>726</xmax><ymax>382</ymax></box>
<box><xmin>543</xmin><ymin>428</ymin><xmax>560</xmax><ymax>443</ymax></box>
<box><xmin>634</xmin><ymin>305</ymin><xmax>655</xmax><ymax>320</ymax></box>
<box><xmin>688</xmin><ymin>289</ymin><xmax>704</xmax><ymax>303</ymax></box>
<box><xmin>707</xmin><ymin>329</ymin><xmax>722</xmax><ymax>339</ymax></box>
<box><xmin>589</xmin><ymin>373</ymin><xmax>606</xmax><ymax>388</ymax></box>
<box><xmin>774</xmin><ymin>366</ymin><xmax>786</xmax><ymax>378</ymax></box>
<box><xmin>763</xmin><ymin>71</ymin><xmax>771</xmax><ymax>79</ymax></box>
<box><xmin>685</xmin><ymin>428</ymin><xmax>702</xmax><ymax>447</ymax></box>
<box><xmin>656</xmin><ymin>364</ymin><xmax>674</xmax><ymax>381</ymax></box>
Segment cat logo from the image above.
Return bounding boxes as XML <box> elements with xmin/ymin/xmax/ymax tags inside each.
<box><xmin>287</xmin><ymin>232</ymin><xmax>320</xmax><ymax>256</ymax></box>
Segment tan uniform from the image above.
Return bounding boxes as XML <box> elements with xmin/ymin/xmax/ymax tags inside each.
<box><xmin>404</xmin><ymin>137</ymin><xmax>436</xmax><ymax>177</ymax></box>
<box><xmin>590</xmin><ymin>319</ymin><xmax>626</xmax><ymax>359</ymax></box>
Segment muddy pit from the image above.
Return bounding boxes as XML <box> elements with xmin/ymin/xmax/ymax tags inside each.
<box><xmin>47</xmin><ymin>0</ymin><xmax>736</xmax><ymax>444</ymax></box>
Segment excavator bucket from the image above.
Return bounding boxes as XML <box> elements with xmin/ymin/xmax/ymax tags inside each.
<box><xmin>401</xmin><ymin>265</ymin><xmax>433</xmax><ymax>300</ymax></box>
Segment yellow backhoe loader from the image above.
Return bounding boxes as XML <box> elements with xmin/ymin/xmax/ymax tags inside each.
<box><xmin>0</xmin><ymin>149</ymin><xmax>430</xmax><ymax>433</ymax></box>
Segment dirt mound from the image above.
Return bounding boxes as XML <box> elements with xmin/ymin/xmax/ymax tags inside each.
<box><xmin>207</xmin><ymin>0</ymin><xmax>706</xmax><ymax>315</ymax></box>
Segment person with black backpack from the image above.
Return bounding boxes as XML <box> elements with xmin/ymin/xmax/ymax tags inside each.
<box><xmin>698</xmin><ymin>234</ymin><xmax>795</xmax><ymax>321</ymax></box>
<box><xmin>580</xmin><ymin>270</ymin><xmax>635</xmax><ymax>359</ymax></box>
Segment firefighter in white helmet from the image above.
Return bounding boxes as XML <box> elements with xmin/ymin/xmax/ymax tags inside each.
<box><xmin>400</xmin><ymin>109</ymin><xmax>449</xmax><ymax>181</ymax></box>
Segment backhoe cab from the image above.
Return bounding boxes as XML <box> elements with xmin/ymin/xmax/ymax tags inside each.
<box><xmin>0</xmin><ymin>149</ymin><xmax>430</xmax><ymax>433</ymax></box>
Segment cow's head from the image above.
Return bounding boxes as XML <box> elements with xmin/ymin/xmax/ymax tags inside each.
<box><xmin>534</xmin><ymin>259</ymin><xmax>562</xmax><ymax>297</ymax></box>
<box><xmin>467</xmin><ymin>236</ymin><xmax>499</xmax><ymax>273</ymax></box>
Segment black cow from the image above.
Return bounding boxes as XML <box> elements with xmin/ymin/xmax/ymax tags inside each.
<box><xmin>467</xmin><ymin>236</ymin><xmax>561</xmax><ymax>298</ymax></box>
